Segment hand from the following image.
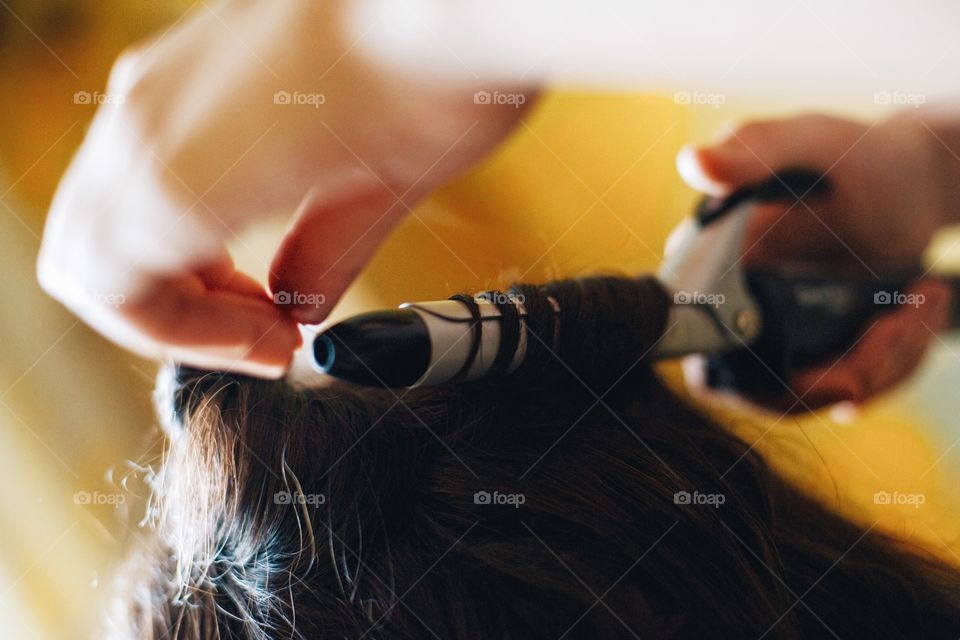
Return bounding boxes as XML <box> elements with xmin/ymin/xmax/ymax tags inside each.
<box><xmin>37</xmin><ymin>0</ymin><xmax>532</xmax><ymax>378</ymax></box>
<box><xmin>677</xmin><ymin>113</ymin><xmax>954</xmax><ymax>411</ymax></box>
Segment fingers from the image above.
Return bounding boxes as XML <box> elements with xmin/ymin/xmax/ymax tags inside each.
<box><xmin>194</xmin><ymin>256</ymin><xmax>273</xmax><ymax>303</ymax></box>
<box><xmin>122</xmin><ymin>270</ymin><xmax>302</xmax><ymax>379</ymax></box>
<box><xmin>269</xmin><ymin>189</ymin><xmax>408</xmax><ymax>324</ymax></box>
<box><xmin>789</xmin><ymin>279</ymin><xmax>951</xmax><ymax>409</ymax></box>
<box><xmin>677</xmin><ymin>115</ymin><xmax>867</xmax><ymax>195</ymax></box>
<box><xmin>739</xmin><ymin>201</ymin><xmax>870</xmax><ymax>269</ymax></box>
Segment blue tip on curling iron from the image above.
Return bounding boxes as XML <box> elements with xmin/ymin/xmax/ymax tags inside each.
<box><xmin>311</xmin><ymin>170</ymin><xmax>960</xmax><ymax>397</ymax></box>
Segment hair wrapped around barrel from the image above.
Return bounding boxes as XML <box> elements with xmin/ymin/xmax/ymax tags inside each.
<box><xmin>459</xmin><ymin>276</ymin><xmax>671</xmax><ymax>392</ymax></box>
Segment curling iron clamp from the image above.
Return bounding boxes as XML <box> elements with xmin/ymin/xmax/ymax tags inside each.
<box><xmin>312</xmin><ymin>170</ymin><xmax>960</xmax><ymax>396</ymax></box>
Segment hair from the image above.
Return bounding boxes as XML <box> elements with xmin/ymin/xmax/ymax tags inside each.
<box><xmin>110</xmin><ymin>276</ymin><xmax>960</xmax><ymax>640</ymax></box>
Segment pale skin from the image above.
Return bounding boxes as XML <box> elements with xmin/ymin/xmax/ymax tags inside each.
<box><xmin>37</xmin><ymin>0</ymin><xmax>960</xmax><ymax>408</ymax></box>
<box><xmin>37</xmin><ymin>1</ymin><xmax>532</xmax><ymax>378</ymax></box>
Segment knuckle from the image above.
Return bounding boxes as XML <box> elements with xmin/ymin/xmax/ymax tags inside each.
<box><xmin>107</xmin><ymin>45</ymin><xmax>149</xmax><ymax>96</ymax></box>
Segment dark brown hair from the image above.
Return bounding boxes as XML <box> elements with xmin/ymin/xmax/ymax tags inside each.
<box><xmin>111</xmin><ymin>276</ymin><xmax>960</xmax><ymax>639</ymax></box>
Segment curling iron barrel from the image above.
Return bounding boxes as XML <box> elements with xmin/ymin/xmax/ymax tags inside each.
<box><xmin>313</xmin><ymin>291</ymin><xmax>532</xmax><ymax>388</ymax></box>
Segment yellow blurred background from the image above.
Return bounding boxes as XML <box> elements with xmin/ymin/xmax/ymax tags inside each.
<box><xmin>2</xmin><ymin>2</ymin><xmax>960</xmax><ymax>638</ymax></box>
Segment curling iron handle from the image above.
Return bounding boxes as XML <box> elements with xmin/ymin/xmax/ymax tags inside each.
<box><xmin>704</xmin><ymin>269</ymin><xmax>959</xmax><ymax>399</ymax></box>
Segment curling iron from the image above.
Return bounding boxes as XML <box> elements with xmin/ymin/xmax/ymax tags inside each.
<box><xmin>310</xmin><ymin>170</ymin><xmax>960</xmax><ymax>396</ymax></box>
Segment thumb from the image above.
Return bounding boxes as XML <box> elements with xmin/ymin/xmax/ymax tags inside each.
<box><xmin>269</xmin><ymin>188</ymin><xmax>408</xmax><ymax>324</ymax></box>
<box><xmin>676</xmin><ymin>115</ymin><xmax>867</xmax><ymax>196</ymax></box>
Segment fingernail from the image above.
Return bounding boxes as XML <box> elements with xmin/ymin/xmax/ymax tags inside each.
<box><xmin>677</xmin><ymin>146</ymin><xmax>729</xmax><ymax>197</ymax></box>
<box><xmin>828</xmin><ymin>401</ymin><xmax>860</xmax><ymax>424</ymax></box>
<box><xmin>291</xmin><ymin>305</ymin><xmax>329</xmax><ymax>325</ymax></box>
<box><xmin>242</xmin><ymin>362</ymin><xmax>288</xmax><ymax>380</ymax></box>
